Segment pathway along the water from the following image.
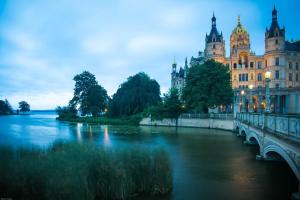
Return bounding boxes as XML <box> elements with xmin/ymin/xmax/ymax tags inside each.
<box><xmin>0</xmin><ymin>112</ymin><xmax>298</xmax><ymax>199</ymax></box>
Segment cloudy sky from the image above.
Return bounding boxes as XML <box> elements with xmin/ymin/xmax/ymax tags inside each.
<box><xmin>0</xmin><ymin>0</ymin><xmax>299</xmax><ymax>109</ymax></box>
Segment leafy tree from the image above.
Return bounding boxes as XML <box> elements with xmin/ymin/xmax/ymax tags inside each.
<box><xmin>146</xmin><ymin>88</ymin><xmax>184</xmax><ymax>121</ymax></box>
<box><xmin>0</xmin><ymin>99</ymin><xmax>13</xmax><ymax>115</ymax></box>
<box><xmin>69</xmin><ymin>71</ymin><xmax>108</xmax><ymax>116</ymax></box>
<box><xmin>18</xmin><ymin>101</ymin><xmax>30</xmax><ymax>113</ymax></box>
<box><xmin>86</xmin><ymin>85</ymin><xmax>109</xmax><ymax>117</ymax></box>
<box><xmin>183</xmin><ymin>60</ymin><xmax>233</xmax><ymax>113</ymax></box>
<box><xmin>56</xmin><ymin>106</ymin><xmax>77</xmax><ymax>119</ymax></box>
<box><xmin>109</xmin><ymin>72</ymin><xmax>161</xmax><ymax>117</ymax></box>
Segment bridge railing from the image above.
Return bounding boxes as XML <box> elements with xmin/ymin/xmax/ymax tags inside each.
<box><xmin>236</xmin><ymin>112</ymin><xmax>300</xmax><ymax>141</ymax></box>
<box><xmin>180</xmin><ymin>113</ymin><xmax>233</xmax><ymax>120</ymax></box>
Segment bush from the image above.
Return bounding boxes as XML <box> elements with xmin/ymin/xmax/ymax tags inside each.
<box><xmin>0</xmin><ymin>142</ymin><xmax>172</xmax><ymax>200</ymax></box>
<box><xmin>56</xmin><ymin>106</ymin><xmax>77</xmax><ymax>119</ymax></box>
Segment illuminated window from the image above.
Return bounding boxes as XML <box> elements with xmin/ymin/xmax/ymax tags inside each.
<box><xmin>257</xmin><ymin>62</ymin><xmax>262</xmax><ymax>69</ymax></box>
<box><xmin>257</xmin><ymin>73</ymin><xmax>262</xmax><ymax>81</ymax></box>
<box><xmin>250</xmin><ymin>62</ymin><xmax>254</xmax><ymax>68</ymax></box>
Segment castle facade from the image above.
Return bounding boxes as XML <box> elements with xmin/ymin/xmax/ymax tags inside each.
<box><xmin>171</xmin><ymin>6</ymin><xmax>300</xmax><ymax>114</ymax></box>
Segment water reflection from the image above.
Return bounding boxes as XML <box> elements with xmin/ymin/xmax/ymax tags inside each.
<box><xmin>0</xmin><ymin>112</ymin><xmax>298</xmax><ymax>199</ymax></box>
<box><xmin>104</xmin><ymin>126</ymin><xmax>110</xmax><ymax>146</ymax></box>
<box><xmin>77</xmin><ymin>123</ymin><xmax>82</xmax><ymax>143</ymax></box>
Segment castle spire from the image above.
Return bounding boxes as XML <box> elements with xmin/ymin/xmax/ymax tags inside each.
<box><xmin>238</xmin><ymin>15</ymin><xmax>241</xmax><ymax>25</ymax></box>
<box><xmin>272</xmin><ymin>4</ymin><xmax>277</xmax><ymax>21</ymax></box>
<box><xmin>212</xmin><ymin>12</ymin><xmax>216</xmax><ymax>27</ymax></box>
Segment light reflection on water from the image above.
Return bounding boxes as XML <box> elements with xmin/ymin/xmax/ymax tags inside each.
<box><xmin>0</xmin><ymin>112</ymin><xmax>298</xmax><ymax>199</ymax></box>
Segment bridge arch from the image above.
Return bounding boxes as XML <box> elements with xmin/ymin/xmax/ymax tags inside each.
<box><xmin>263</xmin><ymin>144</ymin><xmax>300</xmax><ymax>181</ymax></box>
<box><xmin>239</xmin><ymin>126</ymin><xmax>247</xmax><ymax>137</ymax></box>
<box><xmin>246</xmin><ymin>131</ymin><xmax>262</xmax><ymax>148</ymax></box>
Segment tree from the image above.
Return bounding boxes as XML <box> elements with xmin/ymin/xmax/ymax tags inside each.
<box><xmin>18</xmin><ymin>101</ymin><xmax>30</xmax><ymax>113</ymax></box>
<box><xmin>86</xmin><ymin>85</ymin><xmax>109</xmax><ymax>117</ymax></box>
<box><xmin>183</xmin><ymin>60</ymin><xmax>233</xmax><ymax>113</ymax></box>
<box><xmin>108</xmin><ymin>72</ymin><xmax>161</xmax><ymax>117</ymax></box>
<box><xmin>69</xmin><ymin>71</ymin><xmax>108</xmax><ymax>116</ymax></box>
<box><xmin>56</xmin><ymin>106</ymin><xmax>77</xmax><ymax>119</ymax></box>
<box><xmin>0</xmin><ymin>99</ymin><xmax>13</xmax><ymax>115</ymax></box>
<box><xmin>147</xmin><ymin>88</ymin><xmax>184</xmax><ymax>121</ymax></box>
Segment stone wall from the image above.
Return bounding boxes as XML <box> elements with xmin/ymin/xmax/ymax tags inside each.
<box><xmin>140</xmin><ymin>117</ymin><xmax>234</xmax><ymax>131</ymax></box>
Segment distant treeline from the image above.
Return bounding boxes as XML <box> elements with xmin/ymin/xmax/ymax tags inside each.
<box><xmin>58</xmin><ymin>60</ymin><xmax>233</xmax><ymax>121</ymax></box>
<box><xmin>0</xmin><ymin>100</ymin><xmax>30</xmax><ymax>115</ymax></box>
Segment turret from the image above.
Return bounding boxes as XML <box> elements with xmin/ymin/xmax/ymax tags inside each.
<box><xmin>230</xmin><ymin>15</ymin><xmax>250</xmax><ymax>57</ymax></box>
<box><xmin>184</xmin><ymin>57</ymin><xmax>188</xmax><ymax>79</ymax></box>
<box><xmin>172</xmin><ymin>60</ymin><xmax>177</xmax><ymax>73</ymax></box>
<box><xmin>265</xmin><ymin>5</ymin><xmax>285</xmax><ymax>52</ymax></box>
<box><xmin>204</xmin><ymin>13</ymin><xmax>225</xmax><ymax>62</ymax></box>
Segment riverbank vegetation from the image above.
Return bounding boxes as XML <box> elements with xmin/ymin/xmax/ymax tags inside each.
<box><xmin>0</xmin><ymin>142</ymin><xmax>172</xmax><ymax>200</ymax></box>
<box><xmin>57</xmin><ymin>60</ymin><xmax>233</xmax><ymax>124</ymax></box>
<box><xmin>183</xmin><ymin>60</ymin><xmax>233</xmax><ymax>113</ymax></box>
<box><xmin>145</xmin><ymin>88</ymin><xmax>185</xmax><ymax>121</ymax></box>
<box><xmin>0</xmin><ymin>99</ymin><xmax>13</xmax><ymax>115</ymax></box>
<box><xmin>58</xmin><ymin>114</ymin><xmax>142</xmax><ymax>125</ymax></box>
<box><xmin>0</xmin><ymin>99</ymin><xmax>31</xmax><ymax>115</ymax></box>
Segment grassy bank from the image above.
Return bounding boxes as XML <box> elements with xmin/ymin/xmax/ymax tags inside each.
<box><xmin>57</xmin><ymin>115</ymin><xmax>142</xmax><ymax>126</ymax></box>
<box><xmin>0</xmin><ymin>142</ymin><xmax>172</xmax><ymax>200</ymax></box>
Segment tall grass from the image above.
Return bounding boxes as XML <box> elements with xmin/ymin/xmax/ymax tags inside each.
<box><xmin>0</xmin><ymin>142</ymin><xmax>172</xmax><ymax>200</ymax></box>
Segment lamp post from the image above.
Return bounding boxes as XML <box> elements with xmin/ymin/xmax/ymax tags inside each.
<box><xmin>249</xmin><ymin>84</ymin><xmax>254</xmax><ymax>113</ymax></box>
<box><xmin>264</xmin><ymin>70</ymin><xmax>271</xmax><ymax>113</ymax></box>
<box><xmin>241</xmin><ymin>90</ymin><xmax>246</xmax><ymax>112</ymax></box>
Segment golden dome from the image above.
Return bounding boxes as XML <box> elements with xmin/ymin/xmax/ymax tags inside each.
<box><xmin>231</xmin><ymin>15</ymin><xmax>249</xmax><ymax>36</ymax></box>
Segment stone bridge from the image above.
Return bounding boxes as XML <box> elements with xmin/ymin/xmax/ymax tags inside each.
<box><xmin>235</xmin><ymin>112</ymin><xmax>300</xmax><ymax>198</ymax></box>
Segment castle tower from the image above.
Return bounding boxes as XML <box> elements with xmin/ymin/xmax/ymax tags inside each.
<box><xmin>265</xmin><ymin>5</ymin><xmax>285</xmax><ymax>53</ymax></box>
<box><xmin>230</xmin><ymin>16</ymin><xmax>253</xmax><ymax>89</ymax></box>
<box><xmin>171</xmin><ymin>60</ymin><xmax>177</xmax><ymax>88</ymax></box>
<box><xmin>264</xmin><ymin>5</ymin><xmax>286</xmax><ymax>88</ymax></box>
<box><xmin>230</xmin><ymin>15</ymin><xmax>250</xmax><ymax>57</ymax></box>
<box><xmin>204</xmin><ymin>13</ymin><xmax>225</xmax><ymax>63</ymax></box>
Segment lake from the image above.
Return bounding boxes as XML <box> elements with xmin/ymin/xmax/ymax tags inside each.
<box><xmin>0</xmin><ymin>111</ymin><xmax>298</xmax><ymax>199</ymax></box>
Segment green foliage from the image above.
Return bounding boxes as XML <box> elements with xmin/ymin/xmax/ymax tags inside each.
<box><xmin>59</xmin><ymin>115</ymin><xmax>142</xmax><ymax>126</ymax></box>
<box><xmin>109</xmin><ymin>72</ymin><xmax>161</xmax><ymax>117</ymax></box>
<box><xmin>146</xmin><ymin>88</ymin><xmax>184</xmax><ymax>120</ymax></box>
<box><xmin>183</xmin><ymin>60</ymin><xmax>233</xmax><ymax>113</ymax></box>
<box><xmin>86</xmin><ymin>85</ymin><xmax>109</xmax><ymax>117</ymax></box>
<box><xmin>69</xmin><ymin>71</ymin><xmax>109</xmax><ymax>116</ymax></box>
<box><xmin>56</xmin><ymin>106</ymin><xmax>77</xmax><ymax>119</ymax></box>
<box><xmin>18</xmin><ymin>101</ymin><xmax>30</xmax><ymax>113</ymax></box>
<box><xmin>0</xmin><ymin>142</ymin><xmax>172</xmax><ymax>200</ymax></box>
<box><xmin>0</xmin><ymin>99</ymin><xmax>13</xmax><ymax>115</ymax></box>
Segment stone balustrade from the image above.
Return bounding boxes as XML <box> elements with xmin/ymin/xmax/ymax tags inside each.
<box><xmin>236</xmin><ymin>112</ymin><xmax>300</xmax><ymax>141</ymax></box>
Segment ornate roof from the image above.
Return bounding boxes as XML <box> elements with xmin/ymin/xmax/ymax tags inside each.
<box><xmin>266</xmin><ymin>5</ymin><xmax>285</xmax><ymax>38</ymax></box>
<box><xmin>231</xmin><ymin>15</ymin><xmax>249</xmax><ymax>36</ymax></box>
<box><xmin>206</xmin><ymin>13</ymin><xmax>223</xmax><ymax>43</ymax></box>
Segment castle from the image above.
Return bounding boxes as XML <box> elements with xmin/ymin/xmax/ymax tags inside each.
<box><xmin>171</xmin><ymin>6</ymin><xmax>300</xmax><ymax>114</ymax></box>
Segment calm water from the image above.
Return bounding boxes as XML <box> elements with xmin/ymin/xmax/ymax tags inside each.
<box><xmin>0</xmin><ymin>111</ymin><xmax>298</xmax><ymax>200</ymax></box>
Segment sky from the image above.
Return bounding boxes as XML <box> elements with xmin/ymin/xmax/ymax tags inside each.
<box><xmin>0</xmin><ymin>0</ymin><xmax>299</xmax><ymax>110</ymax></box>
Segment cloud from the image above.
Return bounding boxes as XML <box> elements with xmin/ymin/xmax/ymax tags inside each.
<box><xmin>0</xmin><ymin>0</ymin><xmax>299</xmax><ymax>109</ymax></box>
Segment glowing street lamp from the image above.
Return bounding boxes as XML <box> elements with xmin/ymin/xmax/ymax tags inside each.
<box><xmin>249</xmin><ymin>84</ymin><xmax>254</xmax><ymax>113</ymax></box>
<box><xmin>264</xmin><ymin>70</ymin><xmax>271</xmax><ymax>113</ymax></box>
<box><xmin>240</xmin><ymin>90</ymin><xmax>246</xmax><ymax>112</ymax></box>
